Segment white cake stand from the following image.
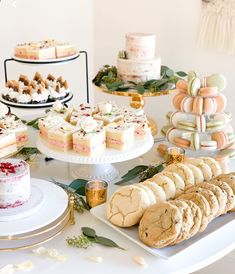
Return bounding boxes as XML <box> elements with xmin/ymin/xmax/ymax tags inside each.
<box><xmin>36</xmin><ymin>134</ymin><xmax>154</xmax><ymax>182</ymax></box>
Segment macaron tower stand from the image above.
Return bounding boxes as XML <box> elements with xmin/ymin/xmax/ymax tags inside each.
<box><xmin>161</xmin><ymin>72</ymin><xmax>235</xmax><ymax>157</ymax></box>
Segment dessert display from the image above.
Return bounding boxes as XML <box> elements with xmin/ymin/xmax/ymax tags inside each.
<box><xmin>0</xmin><ymin>102</ymin><xmax>28</xmax><ymax>157</ymax></box>
<box><xmin>0</xmin><ymin>159</ymin><xmax>30</xmax><ymax>208</ymax></box>
<box><xmin>14</xmin><ymin>40</ymin><xmax>77</xmax><ymax>60</ymax></box>
<box><xmin>106</xmin><ymin>158</ymin><xmax>235</xmax><ymax>248</ymax></box>
<box><xmin>161</xmin><ymin>73</ymin><xmax>235</xmax><ymax>153</ymax></box>
<box><xmin>2</xmin><ymin>73</ymin><xmax>71</xmax><ymax>104</ymax></box>
<box><xmin>38</xmin><ymin>101</ymin><xmax>150</xmax><ymax>155</ymax></box>
<box><xmin>117</xmin><ymin>33</ymin><xmax>161</xmax><ymax>83</ymax></box>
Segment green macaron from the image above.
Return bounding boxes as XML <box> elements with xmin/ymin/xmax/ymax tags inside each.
<box><xmin>187</xmin><ymin>70</ymin><xmax>198</xmax><ymax>82</ymax></box>
<box><xmin>187</xmin><ymin>77</ymin><xmax>201</xmax><ymax>96</ymax></box>
<box><xmin>206</xmin><ymin>74</ymin><xmax>227</xmax><ymax>92</ymax></box>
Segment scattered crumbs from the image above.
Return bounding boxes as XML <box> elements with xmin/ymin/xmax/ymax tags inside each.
<box><xmin>86</xmin><ymin>256</ymin><xmax>103</xmax><ymax>263</ymax></box>
<box><xmin>32</xmin><ymin>247</ymin><xmax>67</xmax><ymax>262</ymax></box>
<box><xmin>132</xmin><ymin>255</ymin><xmax>148</xmax><ymax>267</ymax></box>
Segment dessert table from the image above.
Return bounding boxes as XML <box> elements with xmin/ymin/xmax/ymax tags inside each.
<box><xmin>1</xmin><ymin>122</ymin><xmax>235</xmax><ymax>274</ymax></box>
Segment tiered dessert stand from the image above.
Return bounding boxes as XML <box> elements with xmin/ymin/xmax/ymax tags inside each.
<box><xmin>0</xmin><ymin>178</ymin><xmax>74</xmax><ymax>251</ymax></box>
<box><xmin>37</xmin><ymin>134</ymin><xmax>154</xmax><ymax>182</ymax></box>
<box><xmin>2</xmin><ymin>51</ymin><xmax>89</xmax><ymax>108</ymax></box>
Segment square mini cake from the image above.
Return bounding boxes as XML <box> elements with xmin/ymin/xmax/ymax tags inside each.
<box><xmin>93</xmin><ymin>102</ymin><xmax>123</xmax><ymax>125</ymax></box>
<box><xmin>105</xmin><ymin>122</ymin><xmax>135</xmax><ymax>150</ymax></box>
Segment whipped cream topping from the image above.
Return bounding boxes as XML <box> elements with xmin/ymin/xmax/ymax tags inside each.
<box><xmin>17</xmin><ymin>93</ymin><xmax>31</xmax><ymax>103</ymax></box>
<box><xmin>53</xmin><ymin>100</ymin><xmax>64</xmax><ymax>112</ymax></box>
<box><xmin>80</xmin><ymin>116</ymin><xmax>98</xmax><ymax>133</ymax></box>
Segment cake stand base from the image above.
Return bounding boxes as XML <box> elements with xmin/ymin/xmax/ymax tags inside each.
<box><xmin>69</xmin><ymin>163</ymin><xmax>119</xmax><ymax>182</ymax></box>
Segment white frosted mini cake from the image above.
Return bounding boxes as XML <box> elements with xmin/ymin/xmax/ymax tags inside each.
<box><xmin>93</xmin><ymin>102</ymin><xmax>123</xmax><ymax>125</ymax></box>
<box><xmin>105</xmin><ymin>122</ymin><xmax>135</xmax><ymax>150</ymax></box>
<box><xmin>0</xmin><ymin>159</ymin><xmax>30</xmax><ymax>209</ymax></box>
<box><xmin>117</xmin><ymin>33</ymin><xmax>161</xmax><ymax>84</ymax></box>
<box><xmin>73</xmin><ymin>117</ymin><xmax>105</xmax><ymax>156</ymax></box>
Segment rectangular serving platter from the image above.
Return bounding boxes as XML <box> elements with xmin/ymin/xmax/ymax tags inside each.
<box><xmin>90</xmin><ymin>203</ymin><xmax>235</xmax><ymax>259</ymax></box>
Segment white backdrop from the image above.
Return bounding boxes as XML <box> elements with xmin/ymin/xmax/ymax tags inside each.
<box><xmin>93</xmin><ymin>0</ymin><xmax>235</xmax><ymax>130</ymax></box>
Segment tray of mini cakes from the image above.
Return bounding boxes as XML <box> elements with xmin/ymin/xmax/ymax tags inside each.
<box><xmin>161</xmin><ymin>72</ymin><xmax>235</xmax><ymax>158</ymax></box>
<box><xmin>36</xmin><ymin>101</ymin><xmax>153</xmax><ymax>181</ymax></box>
<box><xmin>1</xmin><ymin>72</ymin><xmax>73</xmax><ymax>108</ymax></box>
<box><xmin>13</xmin><ymin>39</ymin><xmax>79</xmax><ymax>63</ymax></box>
<box><xmin>90</xmin><ymin>156</ymin><xmax>235</xmax><ymax>259</ymax></box>
<box><xmin>0</xmin><ymin>158</ymin><xmax>70</xmax><ymax>251</ymax></box>
<box><xmin>0</xmin><ymin>102</ymin><xmax>28</xmax><ymax>158</ymax></box>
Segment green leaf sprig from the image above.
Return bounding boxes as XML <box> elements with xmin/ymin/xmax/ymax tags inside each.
<box><xmin>26</xmin><ymin>117</ymin><xmax>41</xmax><ymax>130</ymax></box>
<box><xmin>67</xmin><ymin>227</ymin><xmax>126</xmax><ymax>250</ymax></box>
<box><xmin>51</xmin><ymin>178</ymin><xmax>89</xmax><ymax>213</ymax></box>
<box><xmin>16</xmin><ymin>147</ymin><xmax>41</xmax><ymax>161</ymax></box>
<box><xmin>93</xmin><ymin>65</ymin><xmax>187</xmax><ymax>94</ymax></box>
<box><xmin>115</xmin><ymin>163</ymin><xmax>164</xmax><ymax>185</ymax></box>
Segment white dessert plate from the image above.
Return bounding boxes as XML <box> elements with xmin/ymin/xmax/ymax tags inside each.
<box><xmin>0</xmin><ymin>178</ymin><xmax>68</xmax><ymax>237</ymax></box>
<box><xmin>36</xmin><ymin>133</ymin><xmax>154</xmax><ymax>165</ymax></box>
<box><xmin>90</xmin><ymin>203</ymin><xmax>235</xmax><ymax>259</ymax></box>
<box><xmin>0</xmin><ymin>92</ymin><xmax>73</xmax><ymax>109</ymax></box>
<box><xmin>12</xmin><ymin>52</ymin><xmax>80</xmax><ymax>64</ymax></box>
<box><xmin>0</xmin><ymin>184</ymin><xmax>44</xmax><ymax>222</ymax></box>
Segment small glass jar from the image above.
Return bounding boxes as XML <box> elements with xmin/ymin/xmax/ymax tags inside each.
<box><xmin>166</xmin><ymin>147</ymin><xmax>185</xmax><ymax>165</ymax></box>
<box><xmin>85</xmin><ymin>180</ymin><xmax>108</xmax><ymax>208</ymax></box>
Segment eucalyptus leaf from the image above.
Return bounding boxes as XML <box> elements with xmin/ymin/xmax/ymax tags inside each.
<box><xmin>115</xmin><ymin>174</ymin><xmax>139</xmax><ymax>185</ymax></box>
<box><xmin>27</xmin><ymin>117</ymin><xmax>40</xmax><ymax>126</ymax></box>
<box><xmin>121</xmin><ymin>165</ymin><xmax>148</xmax><ymax>179</ymax></box>
<box><xmin>136</xmin><ymin>84</ymin><xmax>145</xmax><ymax>94</ymax></box>
<box><xmin>176</xmin><ymin>71</ymin><xmax>188</xmax><ymax>77</ymax></box>
<box><xmin>69</xmin><ymin>179</ymin><xmax>87</xmax><ymax>196</ymax></box>
<box><xmin>166</xmin><ymin>69</ymin><xmax>174</xmax><ymax>77</ymax></box>
<box><xmin>95</xmin><ymin>236</ymin><xmax>125</xmax><ymax>250</ymax></box>
<box><xmin>81</xmin><ymin>227</ymin><xmax>97</xmax><ymax>238</ymax></box>
<box><xmin>161</xmin><ymin>65</ymin><xmax>169</xmax><ymax>76</ymax></box>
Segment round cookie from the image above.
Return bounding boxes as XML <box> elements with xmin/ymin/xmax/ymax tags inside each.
<box><xmin>138</xmin><ymin>202</ymin><xmax>182</xmax><ymax>248</ymax></box>
<box><xmin>164</xmin><ymin>163</ymin><xmax>195</xmax><ymax>187</ymax></box>
<box><xmin>151</xmin><ymin>174</ymin><xmax>176</xmax><ymax>200</ymax></box>
<box><xmin>197</xmin><ymin>182</ymin><xmax>227</xmax><ymax>217</ymax></box>
<box><xmin>210</xmin><ymin>180</ymin><xmax>235</xmax><ymax>214</ymax></box>
<box><xmin>200</xmin><ymin>157</ymin><xmax>222</xmax><ymax>178</ymax></box>
<box><xmin>213</xmin><ymin>174</ymin><xmax>235</xmax><ymax>212</ymax></box>
<box><xmin>141</xmin><ymin>180</ymin><xmax>167</xmax><ymax>202</ymax></box>
<box><xmin>107</xmin><ymin>185</ymin><xmax>150</xmax><ymax>227</ymax></box>
<box><xmin>196</xmin><ymin>162</ymin><xmax>213</xmax><ymax>181</ymax></box>
<box><xmin>160</xmin><ymin>171</ymin><xmax>185</xmax><ymax>196</ymax></box>
<box><xmin>168</xmin><ymin>200</ymin><xmax>194</xmax><ymax>245</ymax></box>
<box><xmin>184</xmin><ymin>187</ymin><xmax>219</xmax><ymax>221</ymax></box>
<box><xmin>184</xmin><ymin>163</ymin><xmax>204</xmax><ymax>184</ymax></box>
<box><xmin>182</xmin><ymin>200</ymin><xmax>202</xmax><ymax>239</ymax></box>
<box><xmin>134</xmin><ymin>184</ymin><xmax>156</xmax><ymax>205</ymax></box>
<box><xmin>178</xmin><ymin>192</ymin><xmax>210</xmax><ymax>232</ymax></box>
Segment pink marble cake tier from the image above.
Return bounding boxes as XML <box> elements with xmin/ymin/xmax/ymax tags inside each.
<box><xmin>0</xmin><ymin>159</ymin><xmax>30</xmax><ymax>209</ymax></box>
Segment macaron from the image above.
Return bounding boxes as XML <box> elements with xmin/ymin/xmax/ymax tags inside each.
<box><xmin>176</xmin><ymin>79</ymin><xmax>187</xmax><ymax>92</ymax></box>
<box><xmin>206</xmin><ymin>121</ymin><xmax>224</xmax><ymax>131</ymax></box>
<box><xmin>188</xmin><ymin>71</ymin><xmax>198</xmax><ymax>82</ymax></box>
<box><xmin>187</xmin><ymin>77</ymin><xmax>201</xmax><ymax>96</ymax></box>
<box><xmin>200</xmin><ymin>140</ymin><xmax>217</xmax><ymax>151</ymax></box>
<box><xmin>191</xmin><ymin>132</ymin><xmax>200</xmax><ymax>150</ymax></box>
<box><xmin>192</xmin><ymin>96</ymin><xmax>203</xmax><ymax>115</ymax></box>
<box><xmin>203</xmin><ymin>97</ymin><xmax>217</xmax><ymax>115</ymax></box>
<box><xmin>198</xmin><ymin>87</ymin><xmax>218</xmax><ymax>98</ymax></box>
<box><xmin>214</xmin><ymin>94</ymin><xmax>227</xmax><ymax>112</ymax></box>
<box><xmin>173</xmin><ymin>93</ymin><xmax>187</xmax><ymax>110</ymax></box>
<box><xmin>181</xmin><ymin>96</ymin><xmax>194</xmax><ymax>113</ymax></box>
<box><xmin>178</xmin><ymin>120</ymin><xmax>196</xmax><ymax>131</ymax></box>
<box><xmin>174</xmin><ymin>137</ymin><xmax>191</xmax><ymax>148</ymax></box>
<box><xmin>161</xmin><ymin>125</ymin><xmax>172</xmax><ymax>136</ymax></box>
<box><xmin>206</xmin><ymin>74</ymin><xmax>227</xmax><ymax>92</ymax></box>
<box><xmin>211</xmin><ymin>131</ymin><xmax>228</xmax><ymax>149</ymax></box>
<box><xmin>166</xmin><ymin>111</ymin><xmax>173</xmax><ymax>121</ymax></box>
<box><xmin>196</xmin><ymin>115</ymin><xmax>206</xmax><ymax>133</ymax></box>
<box><xmin>166</xmin><ymin>127</ymin><xmax>178</xmax><ymax>143</ymax></box>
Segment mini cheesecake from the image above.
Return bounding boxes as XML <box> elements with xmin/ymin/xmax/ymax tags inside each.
<box><xmin>123</xmin><ymin>113</ymin><xmax>149</xmax><ymax>139</ymax></box>
<box><xmin>70</xmin><ymin>104</ymin><xmax>97</xmax><ymax>125</ymax></box>
<box><xmin>105</xmin><ymin>122</ymin><xmax>135</xmax><ymax>150</ymax></box>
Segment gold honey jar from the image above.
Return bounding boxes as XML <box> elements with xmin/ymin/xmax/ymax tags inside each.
<box><xmin>85</xmin><ymin>180</ymin><xmax>108</xmax><ymax>208</ymax></box>
<box><xmin>166</xmin><ymin>147</ymin><xmax>185</xmax><ymax>165</ymax></box>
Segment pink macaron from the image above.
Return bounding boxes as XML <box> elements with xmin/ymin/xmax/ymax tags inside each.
<box><xmin>181</xmin><ymin>96</ymin><xmax>194</xmax><ymax>113</ymax></box>
<box><xmin>203</xmin><ymin>97</ymin><xmax>217</xmax><ymax>115</ymax></box>
<box><xmin>198</xmin><ymin>87</ymin><xmax>218</xmax><ymax>98</ymax></box>
<box><xmin>211</xmin><ymin>130</ymin><xmax>228</xmax><ymax>149</ymax></box>
<box><xmin>196</xmin><ymin>115</ymin><xmax>206</xmax><ymax>133</ymax></box>
<box><xmin>200</xmin><ymin>140</ymin><xmax>217</xmax><ymax>151</ymax></box>
<box><xmin>173</xmin><ymin>93</ymin><xmax>187</xmax><ymax>110</ymax></box>
<box><xmin>176</xmin><ymin>79</ymin><xmax>187</xmax><ymax>92</ymax></box>
<box><xmin>214</xmin><ymin>94</ymin><xmax>227</xmax><ymax>113</ymax></box>
<box><xmin>192</xmin><ymin>96</ymin><xmax>203</xmax><ymax>115</ymax></box>
<box><xmin>174</xmin><ymin>137</ymin><xmax>191</xmax><ymax>148</ymax></box>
